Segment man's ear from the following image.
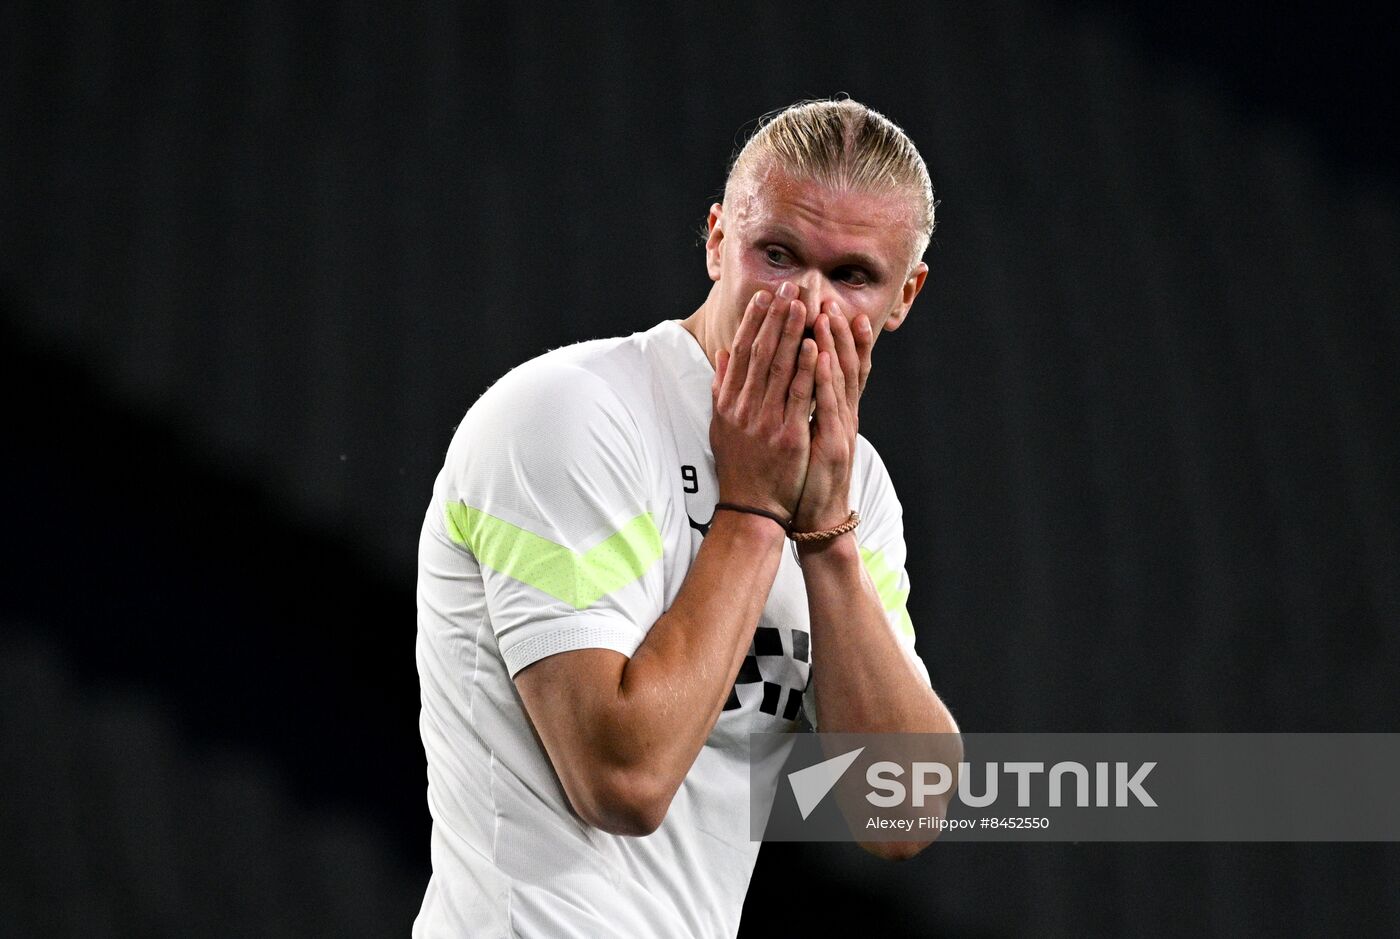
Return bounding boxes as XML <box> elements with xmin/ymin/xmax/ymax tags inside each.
<box><xmin>704</xmin><ymin>203</ymin><xmax>724</xmax><ymax>282</ymax></box>
<box><xmin>884</xmin><ymin>261</ymin><xmax>928</xmax><ymax>332</ymax></box>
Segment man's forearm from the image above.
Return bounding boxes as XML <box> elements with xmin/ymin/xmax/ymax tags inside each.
<box><xmin>609</xmin><ymin>512</ymin><xmax>786</xmax><ymax>780</ymax></box>
<box><xmin>800</xmin><ymin>533</ymin><xmax>959</xmax><ymax>858</ymax></box>
<box><xmin>522</xmin><ymin>510</ymin><xmax>788</xmax><ymax>836</ymax></box>
<box><xmin>799</xmin><ymin>534</ymin><xmax>957</xmax><ymax>735</ymax></box>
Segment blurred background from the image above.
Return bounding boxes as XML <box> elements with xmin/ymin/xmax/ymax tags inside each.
<box><xmin>3</xmin><ymin>1</ymin><xmax>1397</xmax><ymax>935</ymax></box>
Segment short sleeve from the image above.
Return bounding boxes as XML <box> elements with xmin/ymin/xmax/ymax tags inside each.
<box><xmin>440</xmin><ymin>358</ymin><xmax>665</xmax><ymax>678</ymax></box>
<box><xmin>852</xmin><ymin>438</ymin><xmax>931</xmax><ymax>687</ymax></box>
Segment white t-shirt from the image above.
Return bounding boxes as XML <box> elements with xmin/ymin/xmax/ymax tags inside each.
<box><xmin>413</xmin><ymin>319</ymin><xmax>928</xmax><ymax>938</ymax></box>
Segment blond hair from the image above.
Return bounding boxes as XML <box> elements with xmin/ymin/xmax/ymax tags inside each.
<box><xmin>723</xmin><ymin>98</ymin><xmax>937</xmax><ymax>266</ymax></box>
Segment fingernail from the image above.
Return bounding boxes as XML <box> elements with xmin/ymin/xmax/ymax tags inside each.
<box><xmin>778</xmin><ymin>281</ymin><xmax>798</xmax><ymax>299</ymax></box>
<box><xmin>755</xmin><ymin>291</ymin><xmax>772</xmax><ymax>309</ymax></box>
<box><xmin>859</xmin><ymin>315</ymin><xmax>872</xmax><ymax>336</ymax></box>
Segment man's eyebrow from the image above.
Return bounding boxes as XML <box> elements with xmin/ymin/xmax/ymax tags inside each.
<box><xmin>757</xmin><ymin>225</ymin><xmax>888</xmax><ymax>276</ymax></box>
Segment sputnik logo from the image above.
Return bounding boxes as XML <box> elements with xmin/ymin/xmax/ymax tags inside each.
<box><xmin>787</xmin><ymin>747</ymin><xmax>865</xmax><ymax>820</ymax></box>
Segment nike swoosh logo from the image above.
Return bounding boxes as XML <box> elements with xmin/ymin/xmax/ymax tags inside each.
<box><xmin>688</xmin><ymin>510</ymin><xmax>801</xmax><ymax>565</ymax></box>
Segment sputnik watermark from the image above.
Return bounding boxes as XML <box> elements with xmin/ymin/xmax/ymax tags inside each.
<box><xmin>787</xmin><ymin>748</ymin><xmax>1154</xmax><ymax>820</ymax></box>
<box><xmin>752</xmin><ymin>733</ymin><xmax>1400</xmax><ymax>841</ymax></box>
<box><xmin>865</xmin><ymin>758</ymin><xmax>1156</xmax><ymax>808</ymax></box>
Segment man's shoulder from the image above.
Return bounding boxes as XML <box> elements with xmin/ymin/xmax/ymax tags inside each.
<box><xmin>445</xmin><ymin>324</ymin><xmax>685</xmax><ymax>475</ymax></box>
<box><xmin>504</xmin><ymin>331</ymin><xmax>643</xmax><ymax>387</ymax></box>
<box><xmin>469</xmin><ymin>320</ymin><xmax>701</xmax><ymax>424</ymax></box>
<box><xmin>436</xmin><ymin>325</ymin><xmax>679</xmax><ymax>525</ymax></box>
<box><xmin>474</xmin><ymin>330</ymin><xmax>654</xmax><ymax>417</ymax></box>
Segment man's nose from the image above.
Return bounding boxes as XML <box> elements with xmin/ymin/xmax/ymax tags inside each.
<box><xmin>795</xmin><ymin>271</ymin><xmax>839</xmax><ymax>326</ymax></box>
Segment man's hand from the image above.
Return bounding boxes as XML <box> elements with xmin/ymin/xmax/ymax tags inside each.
<box><xmin>792</xmin><ymin>302</ymin><xmax>874</xmax><ymax>533</ymax></box>
<box><xmin>711</xmin><ymin>281</ymin><xmax>819</xmax><ymax>521</ymax></box>
<box><xmin>789</xmin><ymin>301</ymin><xmax>960</xmax><ymax>865</ymax></box>
<box><xmin>518</xmin><ymin>286</ymin><xmax>827</xmax><ymax>836</ymax></box>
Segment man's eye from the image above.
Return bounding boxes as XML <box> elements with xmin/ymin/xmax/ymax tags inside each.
<box><xmin>765</xmin><ymin>247</ymin><xmax>790</xmax><ymax>265</ymax></box>
<box><xmin>838</xmin><ymin>268</ymin><xmax>870</xmax><ymax>287</ymax></box>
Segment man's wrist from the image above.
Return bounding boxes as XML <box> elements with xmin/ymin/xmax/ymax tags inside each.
<box><xmin>792</xmin><ymin>499</ymin><xmax>858</xmax><ymax>536</ymax></box>
<box><xmin>713</xmin><ymin>502</ymin><xmax>792</xmax><ymax>531</ymax></box>
<box><xmin>792</xmin><ymin>503</ymin><xmax>847</xmax><ymax>528</ymax></box>
<box><xmin>793</xmin><ymin>528</ymin><xmax>860</xmax><ymax>560</ymax></box>
<box><xmin>708</xmin><ymin>505</ymin><xmax>790</xmax><ymax>543</ymax></box>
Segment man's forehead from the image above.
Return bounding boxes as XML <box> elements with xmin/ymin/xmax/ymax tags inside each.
<box><xmin>728</xmin><ymin>164</ymin><xmax>919</xmax><ymax>267</ymax></box>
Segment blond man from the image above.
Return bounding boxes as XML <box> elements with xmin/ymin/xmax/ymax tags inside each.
<box><xmin>414</xmin><ymin>98</ymin><xmax>960</xmax><ymax>938</ymax></box>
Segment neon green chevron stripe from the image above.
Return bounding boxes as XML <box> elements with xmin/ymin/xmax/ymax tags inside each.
<box><xmin>860</xmin><ymin>545</ymin><xmax>915</xmax><ymax>640</ymax></box>
<box><xmin>445</xmin><ymin>502</ymin><xmax>662</xmax><ymax>610</ymax></box>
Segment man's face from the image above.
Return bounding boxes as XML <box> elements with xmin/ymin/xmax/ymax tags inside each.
<box><xmin>704</xmin><ymin>161</ymin><xmax>928</xmax><ymax>355</ymax></box>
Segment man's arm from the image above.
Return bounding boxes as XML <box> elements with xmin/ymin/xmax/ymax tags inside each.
<box><xmin>798</xmin><ymin>535</ymin><xmax>960</xmax><ymax>858</ymax></box>
<box><xmin>515</xmin><ymin>283</ymin><xmax>819</xmax><ymax>836</ymax></box>
<box><xmin>795</xmin><ymin>306</ymin><xmax>961</xmax><ymax>859</ymax></box>
<box><xmin>513</xmin><ymin>512</ymin><xmax>782</xmax><ymax>836</ymax></box>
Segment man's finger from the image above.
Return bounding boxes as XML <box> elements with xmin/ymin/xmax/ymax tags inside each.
<box><xmin>853</xmin><ymin>313</ymin><xmax>874</xmax><ymax>398</ymax></box>
<box><xmin>812</xmin><ymin>348</ymin><xmax>844</xmax><ymax>440</ymax></box>
<box><xmin>763</xmin><ymin>297</ymin><xmax>807</xmax><ymax>417</ymax></box>
<box><xmin>722</xmin><ymin>289</ymin><xmax>771</xmax><ymax>408</ymax></box>
<box><xmin>713</xmin><ymin>349</ymin><xmax>729</xmax><ymax>399</ymax></box>
<box><xmin>827</xmin><ymin>302</ymin><xmax>861</xmax><ymax>412</ymax></box>
<box><xmin>742</xmin><ymin>282</ymin><xmax>795</xmax><ymax>402</ymax></box>
<box><xmin>814</xmin><ymin>313</ymin><xmax>848</xmax><ymax>418</ymax></box>
<box><xmin>785</xmin><ymin>337</ymin><xmax>818</xmax><ymax>426</ymax></box>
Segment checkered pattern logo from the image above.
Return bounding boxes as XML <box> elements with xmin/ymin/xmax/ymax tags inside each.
<box><xmin>723</xmin><ymin>625</ymin><xmax>811</xmax><ymax>721</ymax></box>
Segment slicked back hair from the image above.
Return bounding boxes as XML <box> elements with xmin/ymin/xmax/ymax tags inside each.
<box><xmin>724</xmin><ymin>98</ymin><xmax>937</xmax><ymax>267</ymax></box>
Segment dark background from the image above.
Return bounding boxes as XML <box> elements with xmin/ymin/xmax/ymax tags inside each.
<box><xmin>3</xmin><ymin>1</ymin><xmax>1397</xmax><ymax>936</ymax></box>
